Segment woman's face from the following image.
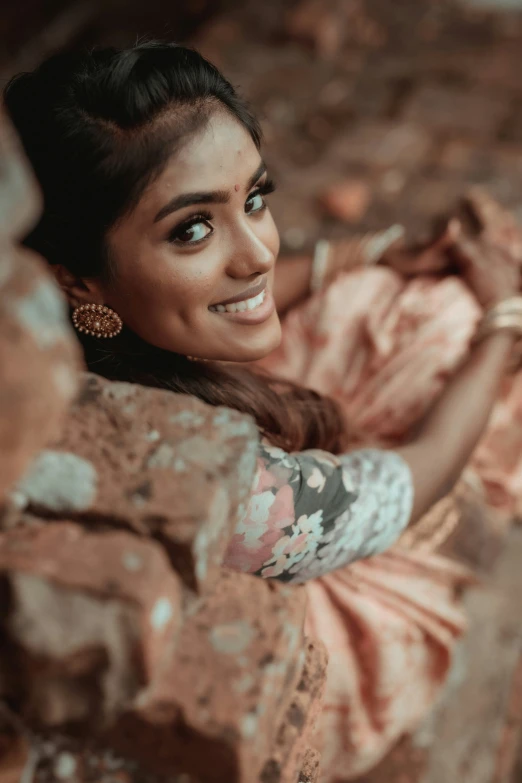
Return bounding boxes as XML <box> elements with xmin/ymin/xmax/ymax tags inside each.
<box><xmin>101</xmin><ymin>111</ymin><xmax>281</xmax><ymax>362</ymax></box>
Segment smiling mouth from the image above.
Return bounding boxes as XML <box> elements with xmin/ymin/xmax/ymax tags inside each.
<box><xmin>209</xmin><ymin>288</ymin><xmax>266</xmax><ymax>314</ymax></box>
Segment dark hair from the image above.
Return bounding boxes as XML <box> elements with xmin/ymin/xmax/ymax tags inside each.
<box><xmin>4</xmin><ymin>42</ymin><xmax>346</xmax><ymax>452</ymax></box>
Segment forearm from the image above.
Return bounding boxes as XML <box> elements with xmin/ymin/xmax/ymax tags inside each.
<box><xmin>273</xmin><ymin>254</ymin><xmax>313</xmax><ymax>315</ymax></box>
<box><xmin>397</xmin><ymin>333</ymin><xmax>514</xmax><ymax>523</ymax></box>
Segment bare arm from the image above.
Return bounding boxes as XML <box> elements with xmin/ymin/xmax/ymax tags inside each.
<box><xmin>397</xmin><ymin>332</ymin><xmax>514</xmax><ymax>525</ymax></box>
<box><xmin>273</xmin><ymin>226</ymin><xmax>453</xmax><ymax>316</ymax></box>
<box><xmin>396</xmin><ymin>217</ymin><xmax>522</xmax><ymax>526</ymax></box>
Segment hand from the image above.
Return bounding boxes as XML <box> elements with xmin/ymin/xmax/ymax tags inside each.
<box><xmin>461</xmin><ymin>187</ymin><xmax>522</xmax><ymax>266</ymax></box>
<box><xmin>381</xmin><ymin>220</ymin><xmax>458</xmax><ymax>277</ymax></box>
<box><xmin>384</xmin><ymin>189</ymin><xmax>522</xmax><ymax>282</ymax></box>
<box><xmin>447</xmin><ymin>189</ymin><xmax>522</xmax><ymax>309</ymax></box>
<box><xmin>324</xmin><ymin>223</ymin><xmax>453</xmax><ymax>284</ymax></box>
<box><xmin>321</xmin><ymin>230</ymin><xmax>405</xmax><ymax>284</ymax></box>
<box><xmin>448</xmin><ymin>231</ymin><xmax>521</xmax><ymax>309</ymax></box>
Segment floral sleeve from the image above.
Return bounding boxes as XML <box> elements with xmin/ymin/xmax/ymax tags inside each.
<box><xmin>223</xmin><ymin>439</ymin><xmax>414</xmax><ymax>584</ymax></box>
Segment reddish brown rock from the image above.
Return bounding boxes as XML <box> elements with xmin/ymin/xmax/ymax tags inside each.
<box><xmin>0</xmin><ymin>110</ymin><xmax>81</xmax><ymax>502</ymax></box>
<box><xmin>0</xmin><ymin>523</ymin><xmax>183</xmax><ymax>730</ymax></box>
<box><xmin>4</xmin><ymin>733</ymin><xmax>174</xmax><ymax>783</ymax></box>
<box><xmin>5</xmin><ymin>373</ymin><xmax>258</xmax><ymax>598</ymax></box>
<box><xmin>106</xmin><ymin>570</ymin><xmax>308</xmax><ymax>783</ymax></box>
<box><xmin>298</xmin><ymin>747</ymin><xmax>321</xmax><ymax>783</ymax></box>
<box><xmin>0</xmin><ymin>107</ymin><xmax>41</xmax><ymax>238</ymax></box>
<box><xmin>259</xmin><ymin>638</ymin><xmax>327</xmax><ymax>783</ymax></box>
<box><xmin>0</xmin><ymin>725</ymin><xmax>29</xmax><ymax>783</ymax></box>
<box><xmin>319</xmin><ymin>180</ymin><xmax>372</xmax><ymax>223</ymax></box>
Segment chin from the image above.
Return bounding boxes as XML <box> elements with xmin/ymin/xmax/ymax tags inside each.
<box><xmin>224</xmin><ymin>320</ymin><xmax>282</xmax><ymax>364</ymax></box>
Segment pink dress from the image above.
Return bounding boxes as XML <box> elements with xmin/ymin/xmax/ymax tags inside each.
<box><xmin>224</xmin><ymin>266</ymin><xmax>522</xmax><ymax>780</ymax></box>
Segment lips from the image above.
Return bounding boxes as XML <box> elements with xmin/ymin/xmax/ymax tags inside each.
<box><xmin>209</xmin><ymin>278</ymin><xmax>267</xmax><ymax>309</ymax></box>
<box><xmin>209</xmin><ymin>288</ymin><xmax>266</xmax><ymax>313</ymax></box>
<box><xmin>208</xmin><ymin>285</ymin><xmax>275</xmax><ymax>325</ymax></box>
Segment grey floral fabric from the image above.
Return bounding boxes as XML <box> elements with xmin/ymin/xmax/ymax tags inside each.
<box><xmin>223</xmin><ymin>439</ymin><xmax>414</xmax><ymax>583</ymax></box>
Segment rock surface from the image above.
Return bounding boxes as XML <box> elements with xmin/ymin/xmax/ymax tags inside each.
<box><xmin>5</xmin><ymin>372</ymin><xmax>259</xmax><ymax>599</ymax></box>
<box><xmin>0</xmin><ymin>109</ymin><xmax>81</xmax><ymax>501</ymax></box>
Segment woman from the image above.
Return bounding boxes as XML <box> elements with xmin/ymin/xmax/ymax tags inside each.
<box><xmin>5</xmin><ymin>43</ymin><xmax>522</xmax><ymax>780</ymax></box>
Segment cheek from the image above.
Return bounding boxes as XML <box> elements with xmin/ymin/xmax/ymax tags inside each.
<box><xmin>107</xmin><ymin>246</ymin><xmax>217</xmax><ymax>323</ymax></box>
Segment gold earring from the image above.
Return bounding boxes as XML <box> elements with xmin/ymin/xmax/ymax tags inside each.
<box><xmin>72</xmin><ymin>303</ymin><xmax>123</xmax><ymax>338</ymax></box>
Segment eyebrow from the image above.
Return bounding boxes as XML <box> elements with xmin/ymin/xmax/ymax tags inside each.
<box><xmin>153</xmin><ymin>161</ymin><xmax>267</xmax><ymax>223</ymax></box>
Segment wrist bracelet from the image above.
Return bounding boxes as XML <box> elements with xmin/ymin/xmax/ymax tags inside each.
<box><xmin>473</xmin><ymin>296</ymin><xmax>522</xmax><ymax>345</ymax></box>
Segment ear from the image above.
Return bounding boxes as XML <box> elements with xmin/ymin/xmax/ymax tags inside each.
<box><xmin>52</xmin><ymin>265</ymin><xmax>105</xmax><ymax>309</ymax></box>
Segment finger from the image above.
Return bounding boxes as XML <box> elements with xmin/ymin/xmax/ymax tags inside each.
<box><xmin>447</xmin><ymin>235</ymin><xmax>484</xmax><ymax>269</ymax></box>
<box><xmin>406</xmin><ymin>219</ymin><xmax>462</xmax><ymax>273</ymax></box>
<box><xmin>406</xmin><ymin>253</ymin><xmax>452</xmax><ymax>274</ymax></box>
<box><xmin>387</xmin><ymin>247</ymin><xmax>451</xmax><ymax>275</ymax></box>
<box><xmin>386</xmin><ymin>219</ymin><xmax>459</xmax><ymax>275</ymax></box>
<box><xmin>462</xmin><ymin>186</ymin><xmax>504</xmax><ymax>232</ymax></box>
<box><xmin>430</xmin><ymin>217</ymin><xmax>462</xmax><ymax>251</ymax></box>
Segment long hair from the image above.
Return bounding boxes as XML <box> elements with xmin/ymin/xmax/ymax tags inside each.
<box><xmin>4</xmin><ymin>42</ymin><xmax>346</xmax><ymax>452</ymax></box>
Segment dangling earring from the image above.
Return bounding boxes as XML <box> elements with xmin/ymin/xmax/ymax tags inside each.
<box><xmin>72</xmin><ymin>303</ymin><xmax>123</xmax><ymax>339</ymax></box>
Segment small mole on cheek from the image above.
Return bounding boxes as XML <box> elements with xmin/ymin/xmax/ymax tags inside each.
<box><xmin>234</xmin><ymin>184</ymin><xmax>240</xmax><ymax>192</ymax></box>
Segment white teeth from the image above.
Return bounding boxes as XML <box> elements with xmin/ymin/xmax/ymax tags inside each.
<box><xmin>210</xmin><ymin>288</ymin><xmax>266</xmax><ymax>314</ymax></box>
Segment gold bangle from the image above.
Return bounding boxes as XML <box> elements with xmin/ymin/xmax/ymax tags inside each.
<box><xmin>473</xmin><ymin>296</ymin><xmax>522</xmax><ymax>346</ymax></box>
<box><xmin>482</xmin><ymin>296</ymin><xmax>522</xmax><ymax>320</ymax></box>
<box><xmin>473</xmin><ymin>312</ymin><xmax>522</xmax><ymax>345</ymax></box>
<box><xmin>310</xmin><ymin>239</ymin><xmax>332</xmax><ymax>294</ymax></box>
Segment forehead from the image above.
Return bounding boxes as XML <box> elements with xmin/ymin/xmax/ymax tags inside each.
<box><xmin>140</xmin><ymin>111</ymin><xmax>261</xmax><ymax>212</ymax></box>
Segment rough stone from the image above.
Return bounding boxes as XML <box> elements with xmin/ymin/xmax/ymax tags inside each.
<box><xmin>0</xmin><ymin>107</ymin><xmax>41</xmax><ymax>238</ymax></box>
<box><xmin>5</xmin><ymin>373</ymin><xmax>259</xmax><ymax>598</ymax></box>
<box><xmin>106</xmin><ymin>570</ymin><xmax>308</xmax><ymax>783</ymax></box>
<box><xmin>259</xmin><ymin>638</ymin><xmax>327</xmax><ymax>783</ymax></box>
<box><xmin>0</xmin><ymin>732</ymin><xmax>183</xmax><ymax>783</ymax></box>
<box><xmin>319</xmin><ymin>180</ymin><xmax>372</xmax><ymax>223</ymax></box>
<box><xmin>0</xmin><ymin>523</ymin><xmax>183</xmax><ymax>729</ymax></box>
<box><xmin>0</xmin><ymin>110</ymin><xmax>81</xmax><ymax>502</ymax></box>
<box><xmin>298</xmin><ymin>747</ymin><xmax>321</xmax><ymax>783</ymax></box>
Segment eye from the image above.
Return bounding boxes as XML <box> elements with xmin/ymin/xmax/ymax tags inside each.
<box><xmin>245</xmin><ymin>191</ymin><xmax>265</xmax><ymax>215</ymax></box>
<box><xmin>169</xmin><ymin>214</ymin><xmax>213</xmax><ymax>245</ymax></box>
<box><xmin>245</xmin><ymin>177</ymin><xmax>276</xmax><ymax>215</ymax></box>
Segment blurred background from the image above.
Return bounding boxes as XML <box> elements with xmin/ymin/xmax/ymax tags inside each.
<box><xmin>3</xmin><ymin>0</ymin><xmax>522</xmax><ymax>256</ymax></box>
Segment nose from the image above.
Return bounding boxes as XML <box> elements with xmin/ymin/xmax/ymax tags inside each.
<box><xmin>224</xmin><ymin>220</ymin><xmax>276</xmax><ymax>280</ymax></box>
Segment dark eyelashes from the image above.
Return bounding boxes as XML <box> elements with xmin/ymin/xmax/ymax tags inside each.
<box><xmin>167</xmin><ymin>177</ymin><xmax>277</xmax><ymax>244</ymax></box>
<box><xmin>253</xmin><ymin>177</ymin><xmax>277</xmax><ymax>198</ymax></box>
<box><xmin>168</xmin><ymin>209</ymin><xmax>214</xmax><ymax>242</ymax></box>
